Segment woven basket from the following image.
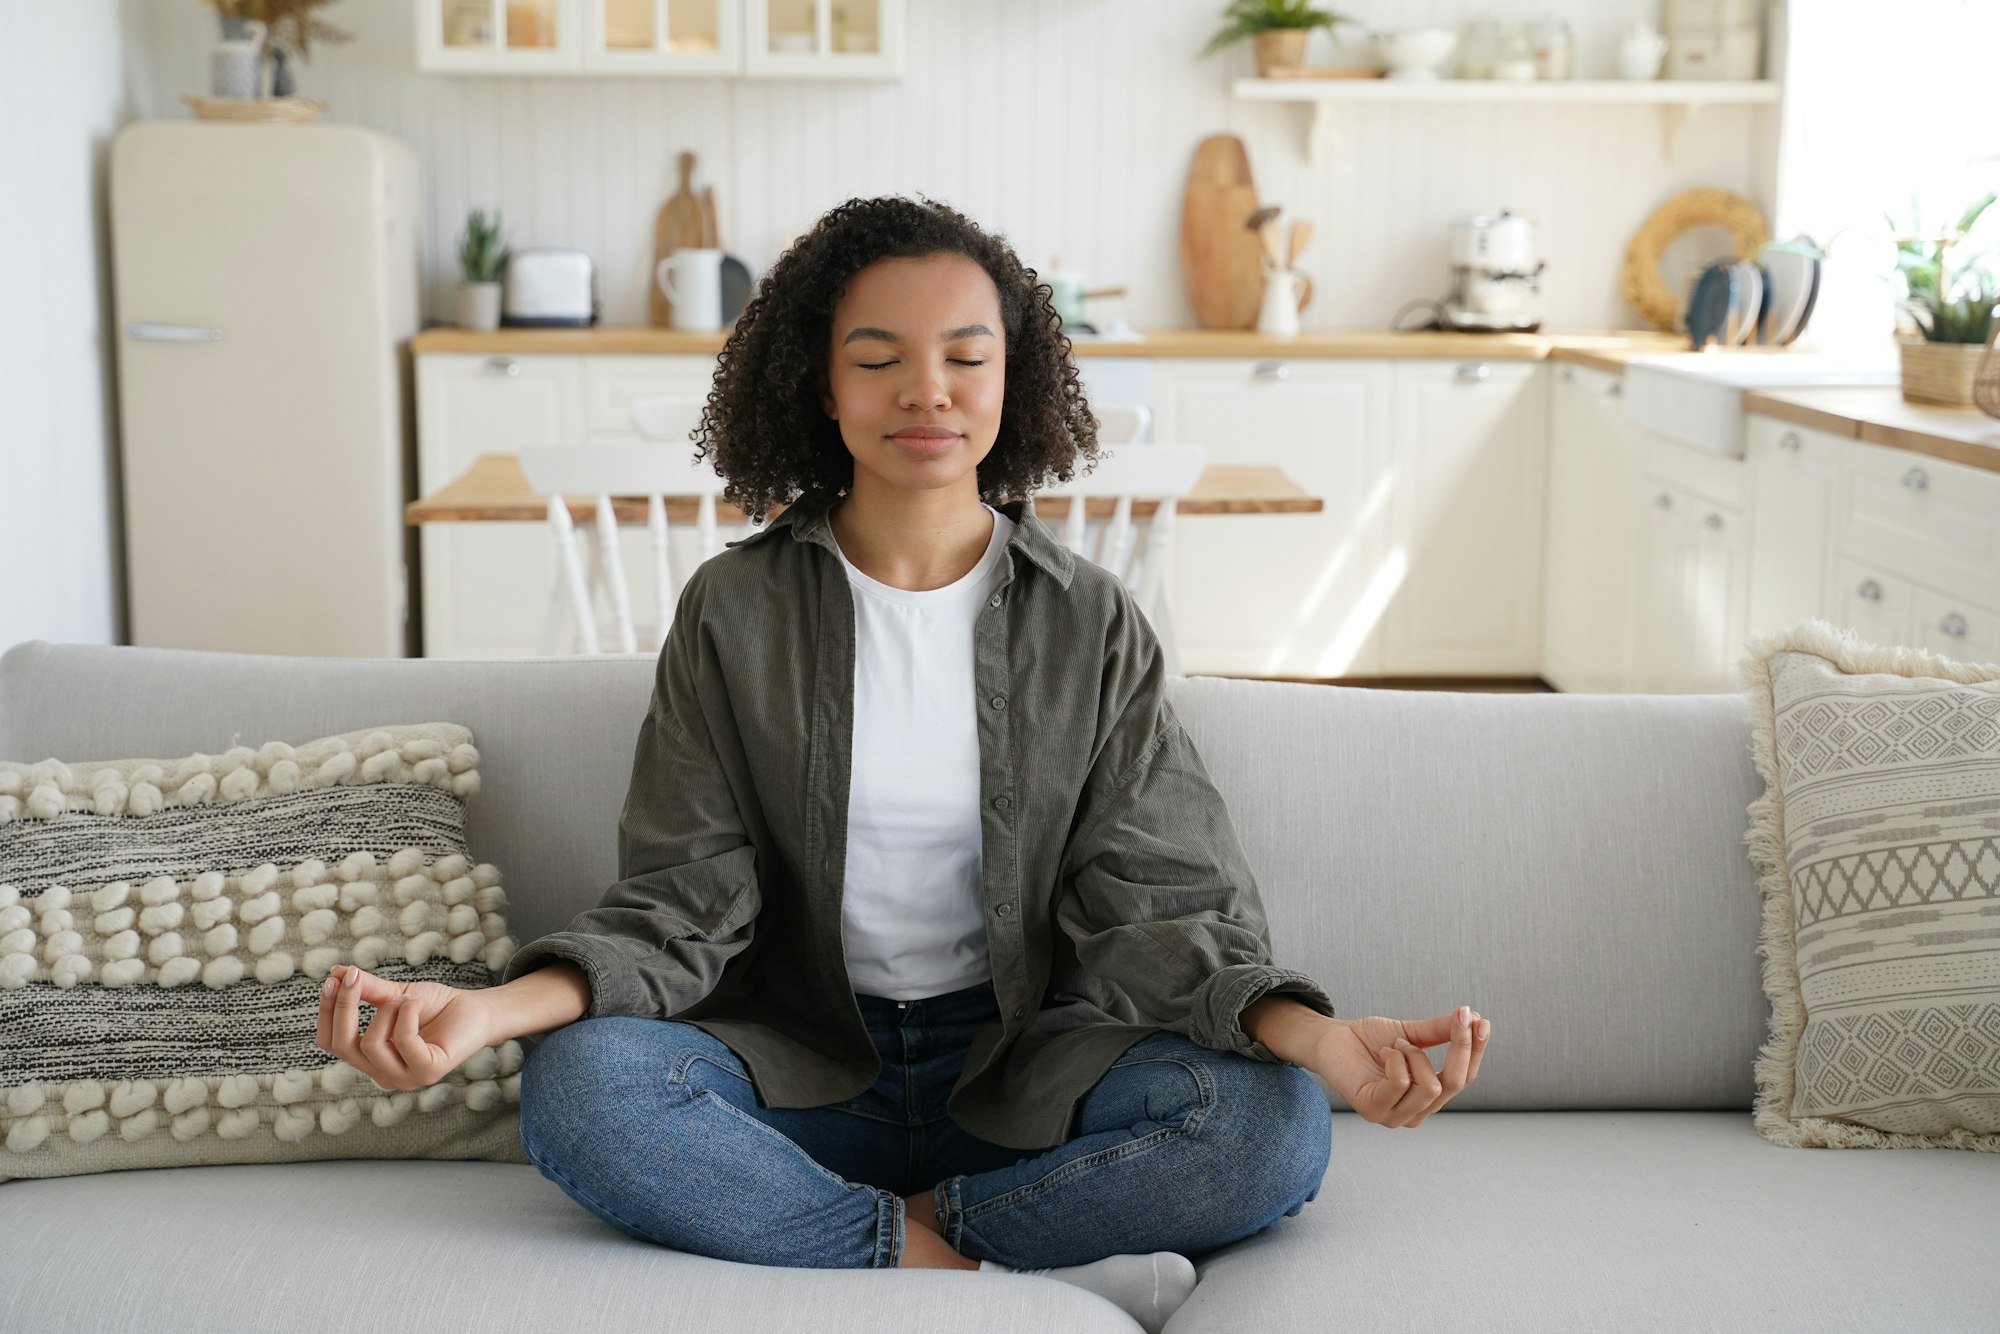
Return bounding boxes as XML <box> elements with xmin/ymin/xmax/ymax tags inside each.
<box><xmin>1252</xmin><ymin>29</ymin><xmax>1309</xmax><ymax>76</ymax></box>
<box><xmin>182</xmin><ymin>94</ymin><xmax>327</xmax><ymax>124</ymax></box>
<box><xmin>1896</xmin><ymin>335</ymin><xmax>1987</xmax><ymax>406</ymax></box>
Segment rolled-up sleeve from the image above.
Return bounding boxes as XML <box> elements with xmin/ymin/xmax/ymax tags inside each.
<box><xmin>500</xmin><ymin>567</ymin><xmax>760</xmax><ymax>1020</ymax></box>
<box><xmin>1054</xmin><ymin>584</ymin><xmax>1335</xmax><ymax>1063</ymax></box>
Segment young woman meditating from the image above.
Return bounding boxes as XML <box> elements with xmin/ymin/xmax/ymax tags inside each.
<box><xmin>315</xmin><ymin>195</ymin><xmax>1490</xmax><ymax>1333</ymax></box>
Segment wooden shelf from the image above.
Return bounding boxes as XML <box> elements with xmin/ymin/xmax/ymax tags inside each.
<box><xmin>1232</xmin><ymin>77</ymin><xmax>1782</xmax><ymax>165</ymax></box>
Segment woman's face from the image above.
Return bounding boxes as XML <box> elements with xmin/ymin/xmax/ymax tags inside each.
<box><xmin>820</xmin><ymin>252</ymin><xmax>1005</xmax><ymax>501</ymax></box>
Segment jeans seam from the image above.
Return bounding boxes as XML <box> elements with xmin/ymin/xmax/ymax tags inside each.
<box><xmin>957</xmin><ymin>1053</ymin><xmax>1217</xmax><ymax>1235</ymax></box>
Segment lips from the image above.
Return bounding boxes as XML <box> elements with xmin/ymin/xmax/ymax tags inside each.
<box><xmin>890</xmin><ymin>428</ymin><xmax>957</xmax><ymax>440</ymax></box>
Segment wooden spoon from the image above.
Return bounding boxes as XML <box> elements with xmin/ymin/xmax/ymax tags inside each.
<box><xmin>1287</xmin><ymin>218</ymin><xmax>1313</xmax><ymax>268</ymax></box>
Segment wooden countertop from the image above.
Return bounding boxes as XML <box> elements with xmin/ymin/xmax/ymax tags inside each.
<box><xmin>407</xmin><ymin>453</ymin><xmax>1323</xmax><ymax>524</ymax></box>
<box><xmin>1742</xmin><ymin>386</ymin><xmax>2000</xmax><ymax>475</ymax></box>
<box><xmin>408</xmin><ymin>325</ymin><xmax>1690</xmax><ymax>361</ymax></box>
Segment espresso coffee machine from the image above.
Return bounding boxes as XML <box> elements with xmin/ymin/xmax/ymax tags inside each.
<box><xmin>1440</xmin><ymin>209</ymin><xmax>1546</xmax><ymax>333</ymax></box>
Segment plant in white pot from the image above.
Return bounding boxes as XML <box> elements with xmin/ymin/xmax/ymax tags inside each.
<box><xmin>1890</xmin><ymin>190</ymin><xmax>1997</xmax><ymax>406</ymax></box>
<box><xmin>456</xmin><ymin>209</ymin><xmax>509</xmax><ymax>333</ymax></box>
<box><xmin>1197</xmin><ymin>0</ymin><xmax>1354</xmax><ymax>77</ymax></box>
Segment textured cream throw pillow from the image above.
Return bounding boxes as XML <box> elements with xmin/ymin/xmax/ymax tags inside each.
<box><xmin>0</xmin><ymin>723</ymin><xmax>530</xmax><ymax>1180</ymax></box>
<box><xmin>1740</xmin><ymin>618</ymin><xmax>2000</xmax><ymax>1150</ymax></box>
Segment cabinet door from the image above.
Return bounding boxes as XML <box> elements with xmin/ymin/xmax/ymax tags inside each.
<box><xmin>1827</xmin><ymin>554</ymin><xmax>1915</xmax><ymax>650</ymax></box>
<box><xmin>1745</xmin><ymin>415</ymin><xmax>1839</xmax><ymax>642</ymax></box>
<box><xmin>1152</xmin><ymin>358</ymin><xmax>1390</xmax><ymax>677</ymax></box>
<box><xmin>1384</xmin><ymin>360</ymin><xmax>1547</xmax><ymax>675</ymax></box>
<box><xmin>1625</xmin><ymin>480</ymin><xmax>1688</xmax><ymax>693</ymax></box>
<box><xmin>744</xmin><ymin>0</ymin><xmax>905</xmax><ymax>77</ymax></box>
<box><xmin>1910</xmin><ymin>583</ymin><xmax>2000</xmax><ymax>665</ymax></box>
<box><xmin>1542</xmin><ymin>364</ymin><xmax>1642</xmax><ymax>692</ymax></box>
<box><xmin>416</xmin><ymin>354</ymin><xmax>584</xmax><ymax>658</ymax></box>
<box><xmin>1683</xmin><ymin>492</ymin><xmax>1750</xmax><ymax>691</ymax></box>
<box><xmin>586</xmin><ymin>0</ymin><xmax>741</xmax><ymax>73</ymax></box>
<box><xmin>418</xmin><ymin>0</ymin><xmax>584</xmax><ymax>72</ymax></box>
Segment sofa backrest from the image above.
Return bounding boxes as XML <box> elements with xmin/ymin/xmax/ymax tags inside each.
<box><xmin>1</xmin><ymin>639</ymin><xmax>1770</xmax><ymax>1111</ymax></box>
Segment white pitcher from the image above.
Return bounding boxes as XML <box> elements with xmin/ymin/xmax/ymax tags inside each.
<box><xmin>1617</xmin><ymin>24</ymin><xmax>1669</xmax><ymax>80</ymax></box>
<box><xmin>655</xmin><ymin>248</ymin><xmax>724</xmax><ymax>332</ymax></box>
<box><xmin>1256</xmin><ymin>270</ymin><xmax>1306</xmax><ymax>337</ymax></box>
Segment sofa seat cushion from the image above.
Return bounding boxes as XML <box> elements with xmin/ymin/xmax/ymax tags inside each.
<box><xmin>0</xmin><ymin>1159</ymin><xmax>1143</xmax><ymax>1333</ymax></box>
<box><xmin>1166</xmin><ymin>1111</ymin><xmax>2000</xmax><ymax>1333</ymax></box>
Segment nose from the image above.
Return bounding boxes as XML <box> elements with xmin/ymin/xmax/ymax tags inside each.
<box><xmin>899</xmin><ymin>361</ymin><xmax>950</xmax><ymax>411</ymax></box>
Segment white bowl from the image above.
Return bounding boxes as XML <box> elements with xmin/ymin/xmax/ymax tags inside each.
<box><xmin>1371</xmin><ymin>27</ymin><xmax>1458</xmax><ymax>80</ymax></box>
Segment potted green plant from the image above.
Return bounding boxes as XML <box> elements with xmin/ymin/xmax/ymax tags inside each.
<box><xmin>457</xmin><ymin>209</ymin><xmax>509</xmax><ymax>333</ymax></box>
<box><xmin>1197</xmin><ymin>0</ymin><xmax>1354</xmax><ymax>77</ymax></box>
<box><xmin>1890</xmin><ymin>190</ymin><xmax>1998</xmax><ymax>406</ymax></box>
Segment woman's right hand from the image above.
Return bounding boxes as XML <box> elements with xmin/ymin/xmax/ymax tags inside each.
<box><xmin>314</xmin><ymin>963</ymin><xmax>496</xmax><ymax>1091</ymax></box>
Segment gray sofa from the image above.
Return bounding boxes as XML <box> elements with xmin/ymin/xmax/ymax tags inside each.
<box><xmin>1</xmin><ymin>639</ymin><xmax>1993</xmax><ymax>1334</ymax></box>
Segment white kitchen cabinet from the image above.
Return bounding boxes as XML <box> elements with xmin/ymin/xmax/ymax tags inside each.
<box><xmin>1541</xmin><ymin>363</ymin><xmax>1644</xmax><ymax>692</ymax></box>
<box><xmin>1828</xmin><ymin>555</ymin><xmax>1916</xmax><ymax>650</ymax></box>
<box><xmin>1625</xmin><ymin>438</ymin><xmax>1750</xmax><ymax>693</ymax></box>
<box><xmin>1149</xmin><ymin>357</ymin><xmax>1392</xmax><ymax>678</ymax></box>
<box><xmin>416</xmin><ymin>353</ymin><xmax>584</xmax><ymax>658</ymax></box>
<box><xmin>745</xmin><ymin>0</ymin><xmax>905</xmax><ymax>78</ymax></box>
<box><xmin>1382</xmin><ymin>360</ymin><xmax>1548</xmax><ymax>675</ymax></box>
<box><xmin>1834</xmin><ymin>438</ymin><xmax>2000</xmax><ymax>606</ymax></box>
<box><xmin>1744</xmin><ymin>414</ymin><xmax>1839</xmax><ymax>642</ymax></box>
<box><xmin>1911</xmin><ymin>582</ymin><xmax>2000</xmax><ymax>664</ymax></box>
<box><xmin>416</xmin><ymin>0</ymin><xmax>896</xmax><ymax>76</ymax></box>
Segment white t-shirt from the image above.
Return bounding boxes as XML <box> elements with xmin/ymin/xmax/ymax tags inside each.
<box><xmin>831</xmin><ymin>503</ymin><xmax>1018</xmax><ymax>1001</ymax></box>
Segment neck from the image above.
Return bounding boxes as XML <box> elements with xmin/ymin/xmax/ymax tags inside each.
<box><xmin>827</xmin><ymin>477</ymin><xmax>996</xmax><ymax>592</ymax></box>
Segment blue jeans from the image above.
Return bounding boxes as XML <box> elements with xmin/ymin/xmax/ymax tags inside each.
<box><xmin>517</xmin><ymin>977</ymin><xmax>1331</xmax><ymax>1270</ymax></box>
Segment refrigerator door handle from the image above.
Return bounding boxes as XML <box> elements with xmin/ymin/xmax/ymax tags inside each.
<box><xmin>126</xmin><ymin>322</ymin><xmax>224</xmax><ymax>342</ymax></box>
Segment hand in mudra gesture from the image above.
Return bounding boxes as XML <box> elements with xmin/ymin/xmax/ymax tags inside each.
<box><xmin>1308</xmin><ymin>1007</ymin><xmax>1489</xmax><ymax>1128</ymax></box>
<box><xmin>313</xmin><ymin>963</ymin><xmax>495</xmax><ymax>1091</ymax></box>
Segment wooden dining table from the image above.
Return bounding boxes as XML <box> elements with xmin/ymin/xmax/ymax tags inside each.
<box><xmin>405</xmin><ymin>453</ymin><xmax>1325</xmax><ymax>526</ymax></box>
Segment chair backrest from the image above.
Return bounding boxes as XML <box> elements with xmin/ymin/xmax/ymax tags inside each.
<box><xmin>515</xmin><ymin>440</ymin><xmax>744</xmax><ymax>658</ymax></box>
<box><xmin>1095</xmin><ymin>403</ymin><xmax>1152</xmax><ymax>446</ymax></box>
<box><xmin>1035</xmin><ymin>442</ymin><xmax>1206</xmax><ymax>596</ymax></box>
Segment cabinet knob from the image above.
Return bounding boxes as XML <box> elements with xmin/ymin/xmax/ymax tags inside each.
<box><xmin>1938</xmin><ymin>612</ymin><xmax>1969</xmax><ymax>638</ymax></box>
<box><xmin>1780</xmin><ymin>431</ymin><xmax>1802</xmax><ymax>451</ymax></box>
<box><xmin>1607</xmin><ymin>380</ymin><xmax>1624</xmax><ymax>398</ymax></box>
<box><xmin>1560</xmin><ymin>367</ymin><xmax>1575</xmax><ymax>383</ymax></box>
<box><xmin>1654</xmin><ymin>492</ymin><xmax>1673</xmax><ymax>510</ymax></box>
<box><xmin>1702</xmin><ymin>512</ymin><xmax>1723</xmax><ymax>530</ymax></box>
<box><xmin>484</xmin><ymin>357</ymin><xmax>521</xmax><ymax>377</ymax></box>
<box><xmin>1455</xmin><ymin>362</ymin><xmax>1492</xmax><ymax>382</ymax></box>
<box><xmin>1901</xmin><ymin>466</ymin><xmax>1929</xmax><ymax>491</ymax></box>
<box><xmin>1857</xmin><ymin>579</ymin><xmax>1882</xmax><ymax>602</ymax></box>
<box><xmin>1251</xmin><ymin>360</ymin><xmax>1289</xmax><ymax>380</ymax></box>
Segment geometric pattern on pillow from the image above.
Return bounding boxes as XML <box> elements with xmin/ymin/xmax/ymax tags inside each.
<box><xmin>0</xmin><ymin>723</ymin><xmax>526</xmax><ymax>1180</ymax></box>
<box><xmin>1738</xmin><ymin>618</ymin><xmax>2000</xmax><ymax>1151</ymax></box>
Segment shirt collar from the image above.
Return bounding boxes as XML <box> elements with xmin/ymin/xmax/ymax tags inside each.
<box><xmin>726</xmin><ymin>491</ymin><xmax>1077</xmax><ymax>590</ymax></box>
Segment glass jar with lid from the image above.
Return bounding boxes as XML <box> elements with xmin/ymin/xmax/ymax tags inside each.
<box><xmin>1457</xmin><ymin>16</ymin><xmax>1504</xmax><ymax>79</ymax></box>
<box><xmin>1529</xmin><ymin>17</ymin><xmax>1573</xmax><ymax>79</ymax></box>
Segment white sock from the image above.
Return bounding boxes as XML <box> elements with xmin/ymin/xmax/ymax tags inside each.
<box><xmin>979</xmin><ymin>1251</ymin><xmax>1197</xmax><ymax>1334</ymax></box>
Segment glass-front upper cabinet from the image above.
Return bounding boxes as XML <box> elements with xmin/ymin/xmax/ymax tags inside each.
<box><xmin>420</xmin><ymin>0</ymin><xmax>582</xmax><ymax>72</ymax></box>
<box><xmin>417</xmin><ymin>0</ymin><xmax>898</xmax><ymax>76</ymax></box>
<box><xmin>587</xmin><ymin>0</ymin><xmax>740</xmax><ymax>72</ymax></box>
<box><xmin>744</xmin><ymin>0</ymin><xmax>905</xmax><ymax>78</ymax></box>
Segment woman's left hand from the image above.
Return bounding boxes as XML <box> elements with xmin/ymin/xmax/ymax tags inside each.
<box><xmin>1305</xmin><ymin>1006</ymin><xmax>1489</xmax><ymax>1128</ymax></box>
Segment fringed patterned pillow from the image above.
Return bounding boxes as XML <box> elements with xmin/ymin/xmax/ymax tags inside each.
<box><xmin>1739</xmin><ymin>618</ymin><xmax>2000</xmax><ymax>1151</ymax></box>
<box><xmin>0</xmin><ymin>723</ymin><xmax>529</xmax><ymax>1180</ymax></box>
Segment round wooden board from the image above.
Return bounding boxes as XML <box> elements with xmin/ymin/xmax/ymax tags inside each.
<box><xmin>1180</xmin><ymin>134</ymin><xmax>1266</xmax><ymax>331</ymax></box>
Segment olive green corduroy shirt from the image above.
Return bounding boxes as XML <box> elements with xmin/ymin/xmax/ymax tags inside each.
<box><xmin>500</xmin><ymin>488</ymin><xmax>1337</xmax><ymax>1150</ymax></box>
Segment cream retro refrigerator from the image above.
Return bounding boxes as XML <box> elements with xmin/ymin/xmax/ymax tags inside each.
<box><xmin>110</xmin><ymin>120</ymin><xmax>423</xmax><ymax>657</ymax></box>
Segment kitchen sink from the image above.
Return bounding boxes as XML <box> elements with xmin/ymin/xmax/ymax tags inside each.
<box><xmin>1621</xmin><ymin>349</ymin><xmax>1902</xmax><ymax>457</ymax></box>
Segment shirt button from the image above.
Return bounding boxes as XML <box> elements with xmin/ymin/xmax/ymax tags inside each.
<box><xmin>1013</xmin><ymin>1006</ymin><xmax>1025</xmax><ymax>1020</ymax></box>
<box><xmin>995</xmin><ymin>903</ymin><xmax>1011</xmax><ymax>916</ymax></box>
<box><xmin>988</xmin><ymin>593</ymin><xmax>1002</xmax><ymax>608</ymax></box>
<box><xmin>993</xmin><ymin>795</ymin><xmax>1010</xmax><ymax>810</ymax></box>
<box><xmin>989</xmin><ymin>695</ymin><xmax>1007</xmax><ymax>710</ymax></box>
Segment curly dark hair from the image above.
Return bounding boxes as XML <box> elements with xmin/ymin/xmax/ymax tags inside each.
<box><xmin>692</xmin><ymin>194</ymin><xmax>1101</xmax><ymax>524</ymax></box>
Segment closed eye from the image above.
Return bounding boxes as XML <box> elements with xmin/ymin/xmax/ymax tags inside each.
<box><xmin>858</xmin><ymin>360</ymin><xmax>986</xmax><ymax>370</ymax></box>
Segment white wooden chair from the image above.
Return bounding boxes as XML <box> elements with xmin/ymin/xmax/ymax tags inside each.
<box><xmin>518</xmin><ymin>396</ymin><xmax>742</xmax><ymax>655</ymax></box>
<box><xmin>1035</xmin><ymin>436</ymin><xmax>1207</xmax><ymax>677</ymax></box>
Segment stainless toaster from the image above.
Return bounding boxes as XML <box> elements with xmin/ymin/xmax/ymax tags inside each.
<box><xmin>501</xmin><ymin>248</ymin><xmax>599</xmax><ymax>327</ymax></box>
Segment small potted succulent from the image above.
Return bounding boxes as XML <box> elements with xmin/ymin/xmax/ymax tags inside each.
<box><xmin>456</xmin><ymin>209</ymin><xmax>509</xmax><ymax>332</ymax></box>
<box><xmin>1197</xmin><ymin>0</ymin><xmax>1354</xmax><ymax>76</ymax></box>
<box><xmin>1891</xmin><ymin>190</ymin><xmax>1998</xmax><ymax>406</ymax></box>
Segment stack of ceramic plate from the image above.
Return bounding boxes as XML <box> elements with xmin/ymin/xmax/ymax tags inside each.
<box><xmin>1682</xmin><ymin>237</ymin><xmax>1823</xmax><ymax>349</ymax></box>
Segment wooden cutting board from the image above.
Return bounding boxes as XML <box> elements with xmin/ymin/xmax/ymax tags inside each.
<box><xmin>1180</xmin><ymin>134</ymin><xmax>1266</xmax><ymax>331</ymax></box>
<box><xmin>650</xmin><ymin>150</ymin><xmax>709</xmax><ymax>328</ymax></box>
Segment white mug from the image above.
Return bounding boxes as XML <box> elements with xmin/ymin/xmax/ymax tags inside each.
<box><xmin>1618</xmin><ymin>26</ymin><xmax>1669</xmax><ymax>80</ymax></box>
<box><xmin>656</xmin><ymin>247</ymin><xmax>724</xmax><ymax>331</ymax></box>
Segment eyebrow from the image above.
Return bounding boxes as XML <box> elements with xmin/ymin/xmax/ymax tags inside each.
<box><xmin>841</xmin><ymin>323</ymin><xmax>996</xmax><ymax>346</ymax></box>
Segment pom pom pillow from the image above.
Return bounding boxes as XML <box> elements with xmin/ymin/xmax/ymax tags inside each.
<box><xmin>1739</xmin><ymin>618</ymin><xmax>2000</xmax><ymax>1150</ymax></box>
<box><xmin>0</xmin><ymin>723</ymin><xmax>530</xmax><ymax>1180</ymax></box>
